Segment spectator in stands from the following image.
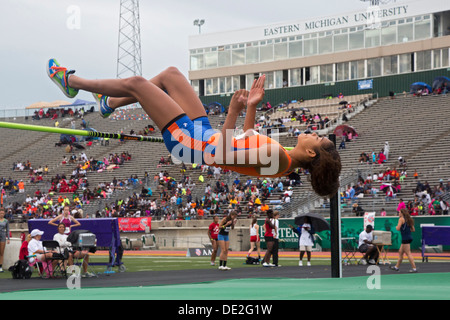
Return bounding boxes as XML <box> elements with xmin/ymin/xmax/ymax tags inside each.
<box><xmin>352</xmin><ymin>203</ymin><xmax>364</xmax><ymax>217</ymax></box>
<box><xmin>440</xmin><ymin>197</ymin><xmax>449</xmax><ymax>215</ymax></box>
<box><xmin>397</xmin><ymin>199</ymin><xmax>406</xmax><ymax>213</ymax></box>
<box><xmin>383</xmin><ymin>141</ymin><xmax>390</xmax><ymax>160</ymax></box>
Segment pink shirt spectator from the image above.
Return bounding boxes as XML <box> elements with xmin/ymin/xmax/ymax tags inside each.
<box><xmin>397</xmin><ymin>201</ymin><xmax>406</xmax><ymax>212</ymax></box>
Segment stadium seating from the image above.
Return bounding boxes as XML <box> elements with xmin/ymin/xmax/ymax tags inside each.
<box><xmin>0</xmin><ymin>92</ymin><xmax>449</xmax><ymax>222</ymax></box>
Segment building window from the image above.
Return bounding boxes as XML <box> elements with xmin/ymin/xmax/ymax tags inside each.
<box><xmin>274</xmin><ymin>70</ymin><xmax>284</xmax><ymax>88</ymax></box>
<box><xmin>260</xmin><ymin>42</ymin><xmax>274</xmax><ymax>62</ymax></box>
<box><xmin>414</xmin><ymin>16</ymin><xmax>431</xmax><ymax>40</ymax></box>
<box><xmin>305</xmin><ymin>66</ymin><xmax>319</xmax><ymax>84</ymax></box>
<box><xmin>383</xmin><ymin>55</ymin><xmax>398</xmax><ymax>75</ymax></box>
<box><xmin>246</xmin><ymin>46</ymin><xmax>259</xmax><ymax>64</ymax></box>
<box><xmin>264</xmin><ymin>72</ymin><xmax>274</xmax><ymax>89</ymax></box>
<box><xmin>398</xmin><ymin>23</ymin><xmax>413</xmax><ymax>43</ymax></box>
<box><xmin>433</xmin><ymin>49</ymin><xmax>441</xmax><ymax>69</ymax></box>
<box><xmin>232</xmin><ymin>49</ymin><xmax>245</xmax><ymax>66</ymax></box>
<box><xmin>320</xmin><ymin>64</ymin><xmax>334</xmax><ymax>83</ymax></box>
<box><xmin>336</xmin><ymin>62</ymin><xmax>350</xmax><ymax>81</ymax></box>
<box><xmin>304</xmin><ymin>37</ymin><xmax>318</xmax><ymax>56</ymax></box>
<box><xmin>381</xmin><ymin>24</ymin><xmax>397</xmax><ymax>46</ymax></box>
<box><xmin>191</xmin><ymin>80</ymin><xmax>200</xmax><ymax>96</ymax></box>
<box><xmin>318</xmin><ymin>32</ymin><xmax>333</xmax><ymax>55</ymax></box>
<box><xmin>232</xmin><ymin>76</ymin><xmax>240</xmax><ymax>92</ymax></box>
<box><xmin>349</xmin><ymin>28</ymin><xmax>364</xmax><ymax>50</ymax></box>
<box><xmin>274</xmin><ymin>42</ymin><xmax>288</xmax><ymax>60</ymax></box>
<box><xmin>365</xmin><ymin>28</ymin><xmax>380</xmax><ymax>48</ymax></box>
<box><xmin>367</xmin><ymin>58</ymin><xmax>382</xmax><ymax>77</ymax></box>
<box><xmin>205</xmin><ymin>78</ymin><xmax>218</xmax><ymax>95</ymax></box>
<box><xmin>416</xmin><ymin>50</ymin><xmax>432</xmax><ymax>71</ymax></box>
<box><xmin>289</xmin><ymin>40</ymin><xmax>303</xmax><ymax>58</ymax></box>
<box><xmin>399</xmin><ymin>53</ymin><xmax>412</xmax><ymax>73</ymax></box>
<box><xmin>442</xmin><ymin>48</ymin><xmax>449</xmax><ymax>67</ymax></box>
<box><xmin>334</xmin><ymin>33</ymin><xmax>349</xmax><ymax>52</ymax></box>
<box><xmin>190</xmin><ymin>54</ymin><xmax>204</xmax><ymax>71</ymax></box>
<box><xmin>290</xmin><ymin>68</ymin><xmax>302</xmax><ymax>86</ymax></box>
<box><xmin>204</xmin><ymin>52</ymin><xmax>218</xmax><ymax>69</ymax></box>
<box><xmin>218</xmin><ymin>49</ymin><xmax>231</xmax><ymax>67</ymax></box>
<box><xmin>350</xmin><ymin>60</ymin><xmax>365</xmax><ymax>79</ymax></box>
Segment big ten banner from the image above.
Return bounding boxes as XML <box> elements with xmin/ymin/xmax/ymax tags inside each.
<box><xmin>118</xmin><ymin>217</ymin><xmax>152</xmax><ymax>232</ymax></box>
<box><xmin>259</xmin><ymin>216</ymin><xmax>450</xmax><ymax>251</ymax></box>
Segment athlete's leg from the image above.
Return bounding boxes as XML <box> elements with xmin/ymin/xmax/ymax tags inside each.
<box><xmin>68</xmin><ymin>75</ymin><xmax>183</xmax><ymax>130</ymax></box>
<box><xmin>108</xmin><ymin>67</ymin><xmax>207</xmax><ymax>120</ymax></box>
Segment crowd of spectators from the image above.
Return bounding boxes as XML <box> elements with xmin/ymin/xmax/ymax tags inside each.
<box><xmin>93</xmin><ymin>163</ymin><xmax>304</xmax><ymax>221</ymax></box>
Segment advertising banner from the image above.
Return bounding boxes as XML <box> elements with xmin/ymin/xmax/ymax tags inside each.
<box><xmin>118</xmin><ymin>217</ymin><xmax>152</xmax><ymax>232</ymax></box>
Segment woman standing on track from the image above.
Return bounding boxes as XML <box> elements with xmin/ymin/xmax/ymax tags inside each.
<box><xmin>48</xmin><ymin>205</ymin><xmax>81</xmax><ymax>235</ymax></box>
<box><xmin>390</xmin><ymin>208</ymin><xmax>417</xmax><ymax>273</ymax></box>
<box><xmin>262</xmin><ymin>210</ymin><xmax>276</xmax><ymax>267</ymax></box>
<box><xmin>208</xmin><ymin>215</ymin><xmax>220</xmax><ymax>266</ymax></box>
<box><xmin>0</xmin><ymin>208</ymin><xmax>10</xmax><ymax>273</ymax></box>
<box><xmin>247</xmin><ymin>216</ymin><xmax>261</xmax><ymax>261</ymax></box>
<box><xmin>217</xmin><ymin>211</ymin><xmax>237</xmax><ymax>270</ymax></box>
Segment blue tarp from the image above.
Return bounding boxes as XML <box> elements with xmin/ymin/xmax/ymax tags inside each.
<box><xmin>59</xmin><ymin>99</ymin><xmax>95</xmax><ymax>108</ymax></box>
<box><xmin>410</xmin><ymin>82</ymin><xmax>432</xmax><ymax>93</ymax></box>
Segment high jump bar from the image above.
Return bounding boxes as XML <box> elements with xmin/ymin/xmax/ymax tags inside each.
<box><xmin>0</xmin><ymin>121</ymin><xmax>166</xmax><ymax>143</ymax></box>
<box><xmin>0</xmin><ymin>120</ymin><xmax>300</xmax><ymax>149</ymax></box>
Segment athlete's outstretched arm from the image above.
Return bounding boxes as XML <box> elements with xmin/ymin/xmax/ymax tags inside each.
<box><xmin>214</xmin><ymin>89</ymin><xmax>248</xmax><ymax>163</ymax></box>
<box><xmin>243</xmin><ymin>75</ymin><xmax>266</xmax><ymax>132</ymax></box>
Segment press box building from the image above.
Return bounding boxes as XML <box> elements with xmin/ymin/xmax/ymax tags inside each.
<box><xmin>188</xmin><ymin>0</ymin><xmax>450</xmax><ymax>104</ymax></box>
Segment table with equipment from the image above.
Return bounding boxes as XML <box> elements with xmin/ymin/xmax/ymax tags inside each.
<box><xmin>372</xmin><ymin>230</ymin><xmax>392</xmax><ymax>265</ymax></box>
<box><xmin>28</xmin><ymin>218</ymin><xmax>124</xmax><ymax>273</ymax></box>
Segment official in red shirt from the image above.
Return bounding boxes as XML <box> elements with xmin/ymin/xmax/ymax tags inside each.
<box><xmin>208</xmin><ymin>216</ymin><xmax>220</xmax><ymax>266</ymax></box>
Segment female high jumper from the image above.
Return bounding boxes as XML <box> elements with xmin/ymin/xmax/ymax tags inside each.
<box><xmin>47</xmin><ymin>59</ymin><xmax>341</xmax><ymax>197</ymax></box>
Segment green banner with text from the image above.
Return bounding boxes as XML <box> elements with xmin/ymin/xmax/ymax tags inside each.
<box><xmin>258</xmin><ymin>216</ymin><xmax>450</xmax><ymax>251</ymax></box>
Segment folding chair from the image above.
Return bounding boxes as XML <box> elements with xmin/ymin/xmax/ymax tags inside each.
<box><xmin>69</xmin><ymin>231</ymin><xmax>98</xmax><ymax>277</ymax></box>
<box><xmin>26</xmin><ymin>255</ymin><xmax>53</xmax><ymax>279</ymax></box>
<box><xmin>342</xmin><ymin>237</ymin><xmax>358</xmax><ymax>265</ymax></box>
<box><xmin>42</xmin><ymin>240</ymin><xmax>69</xmax><ymax>279</ymax></box>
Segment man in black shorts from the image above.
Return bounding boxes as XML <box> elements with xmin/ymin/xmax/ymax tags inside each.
<box><xmin>358</xmin><ymin>225</ymin><xmax>379</xmax><ymax>265</ymax></box>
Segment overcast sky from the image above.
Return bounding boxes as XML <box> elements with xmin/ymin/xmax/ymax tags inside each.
<box><xmin>0</xmin><ymin>0</ymin><xmax>380</xmax><ymax>109</ymax></box>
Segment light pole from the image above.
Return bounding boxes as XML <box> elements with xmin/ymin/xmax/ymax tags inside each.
<box><xmin>193</xmin><ymin>19</ymin><xmax>205</xmax><ymax>34</ymax></box>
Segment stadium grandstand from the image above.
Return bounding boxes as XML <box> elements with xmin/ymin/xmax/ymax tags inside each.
<box><xmin>1</xmin><ymin>0</ymin><xmax>449</xmax><ymax>250</ymax></box>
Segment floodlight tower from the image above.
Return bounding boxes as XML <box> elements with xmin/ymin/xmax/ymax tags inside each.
<box><xmin>117</xmin><ymin>0</ymin><xmax>142</xmax><ymax>79</ymax></box>
<box><xmin>193</xmin><ymin>19</ymin><xmax>205</xmax><ymax>34</ymax></box>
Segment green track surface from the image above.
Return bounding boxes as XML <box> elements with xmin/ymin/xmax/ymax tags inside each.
<box><xmin>1</xmin><ymin>273</ymin><xmax>449</xmax><ymax>300</ymax></box>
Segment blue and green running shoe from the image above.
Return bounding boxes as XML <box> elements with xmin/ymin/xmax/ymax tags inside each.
<box><xmin>47</xmin><ymin>58</ymin><xmax>79</xmax><ymax>98</ymax></box>
<box><xmin>92</xmin><ymin>93</ymin><xmax>114</xmax><ymax>118</ymax></box>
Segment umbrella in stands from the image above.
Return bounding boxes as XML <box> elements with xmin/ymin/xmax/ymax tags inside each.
<box><xmin>432</xmin><ymin>76</ymin><xmax>450</xmax><ymax>91</ymax></box>
<box><xmin>333</xmin><ymin>124</ymin><xmax>357</xmax><ymax>137</ymax></box>
<box><xmin>339</xmin><ymin>100</ymin><xmax>348</xmax><ymax>105</ymax></box>
<box><xmin>294</xmin><ymin>212</ymin><xmax>330</xmax><ymax>232</ymax></box>
<box><xmin>410</xmin><ymin>82</ymin><xmax>432</xmax><ymax>94</ymax></box>
<box><xmin>380</xmin><ymin>183</ymin><xmax>401</xmax><ymax>194</ymax></box>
